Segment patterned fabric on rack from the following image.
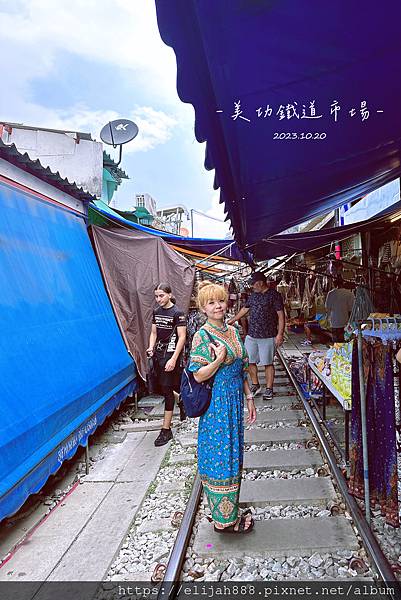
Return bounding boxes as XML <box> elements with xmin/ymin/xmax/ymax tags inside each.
<box><xmin>302</xmin><ymin>277</ymin><xmax>314</xmax><ymax>319</ymax></box>
<box><xmin>189</xmin><ymin>323</ymin><xmax>248</xmax><ymax>526</ymax></box>
<box><xmin>184</xmin><ymin>309</ymin><xmax>207</xmax><ymax>362</ymax></box>
<box><xmin>349</xmin><ymin>340</ymin><xmax>399</xmax><ymax>527</ymax></box>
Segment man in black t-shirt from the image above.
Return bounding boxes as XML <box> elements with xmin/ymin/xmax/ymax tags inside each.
<box><xmin>228</xmin><ymin>272</ymin><xmax>285</xmax><ymax>400</ymax></box>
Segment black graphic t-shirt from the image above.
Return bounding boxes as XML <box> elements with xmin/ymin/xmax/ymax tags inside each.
<box><xmin>153</xmin><ymin>305</ymin><xmax>186</xmax><ymax>356</ymax></box>
<box><xmin>245</xmin><ymin>290</ymin><xmax>284</xmax><ymax>338</ymax></box>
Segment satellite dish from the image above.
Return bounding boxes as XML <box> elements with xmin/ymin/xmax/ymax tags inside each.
<box><xmin>100</xmin><ymin>118</ymin><xmax>139</xmax><ymax>167</ymax></box>
<box><xmin>100</xmin><ymin>119</ymin><xmax>139</xmax><ymax>147</ymax></box>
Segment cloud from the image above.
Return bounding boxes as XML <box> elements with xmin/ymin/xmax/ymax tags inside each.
<box><xmin>0</xmin><ymin>101</ymin><xmax>177</xmax><ymax>157</ymax></box>
<box><xmin>0</xmin><ymin>0</ymin><xmax>179</xmax><ymax>105</ymax></box>
<box><xmin>0</xmin><ymin>0</ymin><xmax>221</xmax><ymax>221</ymax></box>
<box><xmin>128</xmin><ymin>107</ymin><xmax>177</xmax><ymax>152</ymax></box>
<box><xmin>54</xmin><ymin>105</ymin><xmax>177</xmax><ymax>153</ymax></box>
<box><xmin>0</xmin><ymin>1</ymin><xmax>184</xmax><ymax>155</ymax></box>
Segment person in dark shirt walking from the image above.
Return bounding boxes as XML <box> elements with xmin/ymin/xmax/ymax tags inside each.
<box><xmin>147</xmin><ymin>283</ymin><xmax>186</xmax><ymax>446</ymax></box>
<box><xmin>228</xmin><ymin>272</ymin><xmax>285</xmax><ymax>400</ymax></box>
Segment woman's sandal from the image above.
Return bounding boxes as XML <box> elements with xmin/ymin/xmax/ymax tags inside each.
<box><xmin>214</xmin><ymin>509</ymin><xmax>254</xmax><ymax>534</ymax></box>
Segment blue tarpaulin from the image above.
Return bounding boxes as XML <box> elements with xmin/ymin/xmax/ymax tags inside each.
<box><xmin>92</xmin><ymin>197</ymin><xmax>401</xmax><ymax>262</ymax></box>
<box><xmin>90</xmin><ymin>200</ymin><xmax>251</xmax><ymax>262</ymax></box>
<box><xmin>0</xmin><ymin>178</ymin><xmax>136</xmax><ymax>521</ymax></box>
<box><xmin>253</xmin><ymin>200</ymin><xmax>401</xmax><ymax>260</ymax></box>
<box><xmin>155</xmin><ymin>1</ymin><xmax>401</xmax><ymax>248</ymax></box>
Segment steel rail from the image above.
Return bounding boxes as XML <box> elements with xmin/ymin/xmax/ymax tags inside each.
<box><xmin>157</xmin><ymin>473</ymin><xmax>202</xmax><ymax>600</ymax></box>
<box><xmin>159</xmin><ymin>353</ymin><xmax>398</xmax><ymax>598</ymax></box>
<box><xmin>277</xmin><ymin>348</ymin><xmax>398</xmax><ymax>586</ymax></box>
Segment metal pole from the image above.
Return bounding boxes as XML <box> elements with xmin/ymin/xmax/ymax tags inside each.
<box><xmin>193</xmin><ymin>242</ymin><xmax>235</xmax><ymax>266</ymax></box>
<box><xmin>85</xmin><ymin>442</ymin><xmax>90</xmax><ymax>475</ymax></box>
<box><xmin>190</xmin><ymin>208</ymin><xmax>194</xmax><ymax>238</ymax></box>
<box><xmin>278</xmin><ymin>348</ymin><xmax>396</xmax><ymax>584</ymax></box>
<box><xmin>357</xmin><ymin>326</ymin><xmax>371</xmax><ymax>524</ymax></box>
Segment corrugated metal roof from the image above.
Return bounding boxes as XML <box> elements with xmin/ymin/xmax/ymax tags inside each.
<box><xmin>0</xmin><ymin>139</ymin><xmax>97</xmax><ymax>203</ymax></box>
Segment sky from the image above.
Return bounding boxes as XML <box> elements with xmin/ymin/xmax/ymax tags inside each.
<box><xmin>0</xmin><ymin>0</ymin><xmax>230</xmax><ymax>238</ymax></box>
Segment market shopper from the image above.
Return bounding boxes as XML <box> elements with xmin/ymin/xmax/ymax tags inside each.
<box><xmin>147</xmin><ymin>283</ymin><xmax>186</xmax><ymax>446</ymax></box>
<box><xmin>302</xmin><ymin>313</ymin><xmax>333</xmax><ymax>346</ymax></box>
<box><xmin>228</xmin><ymin>272</ymin><xmax>285</xmax><ymax>400</ymax></box>
<box><xmin>325</xmin><ymin>276</ymin><xmax>354</xmax><ymax>343</ymax></box>
<box><xmin>189</xmin><ymin>281</ymin><xmax>256</xmax><ymax>532</ymax></box>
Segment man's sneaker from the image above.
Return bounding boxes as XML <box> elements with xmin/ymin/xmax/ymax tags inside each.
<box><xmin>250</xmin><ymin>383</ymin><xmax>262</xmax><ymax>396</ymax></box>
<box><xmin>263</xmin><ymin>388</ymin><xmax>273</xmax><ymax>400</ymax></box>
<box><xmin>154</xmin><ymin>428</ymin><xmax>173</xmax><ymax>447</ymax></box>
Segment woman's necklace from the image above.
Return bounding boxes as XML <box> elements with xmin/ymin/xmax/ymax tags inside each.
<box><xmin>207</xmin><ymin>320</ymin><xmax>228</xmax><ymax>333</ymax></box>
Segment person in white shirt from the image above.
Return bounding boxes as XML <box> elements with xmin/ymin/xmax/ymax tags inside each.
<box><xmin>325</xmin><ymin>276</ymin><xmax>354</xmax><ymax>342</ymax></box>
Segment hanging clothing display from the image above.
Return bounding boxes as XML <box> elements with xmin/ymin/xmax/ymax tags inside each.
<box><xmin>378</xmin><ymin>240</ymin><xmax>401</xmax><ymax>271</ymax></box>
<box><xmin>349</xmin><ymin>340</ymin><xmax>399</xmax><ymax>527</ymax></box>
<box><xmin>287</xmin><ymin>275</ymin><xmax>302</xmax><ymax>312</ymax></box>
<box><xmin>276</xmin><ymin>276</ymin><xmax>290</xmax><ymax>303</ymax></box>
<box><xmin>227</xmin><ymin>277</ymin><xmax>240</xmax><ymax>313</ymax></box>
<box><xmin>185</xmin><ymin>308</ymin><xmax>207</xmax><ymax>362</ymax></box>
<box><xmin>301</xmin><ymin>275</ymin><xmax>314</xmax><ymax>319</ymax></box>
<box><xmin>311</xmin><ymin>276</ymin><xmax>326</xmax><ymax>315</ymax></box>
<box><xmin>345</xmin><ymin>285</ymin><xmax>375</xmax><ymax>340</ymax></box>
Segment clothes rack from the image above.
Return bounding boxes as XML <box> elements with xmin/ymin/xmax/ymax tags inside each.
<box><xmin>355</xmin><ymin>317</ymin><xmax>401</xmax><ymax>525</ymax></box>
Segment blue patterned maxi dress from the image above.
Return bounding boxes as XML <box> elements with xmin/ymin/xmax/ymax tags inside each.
<box><xmin>189</xmin><ymin>323</ymin><xmax>248</xmax><ymax>526</ymax></box>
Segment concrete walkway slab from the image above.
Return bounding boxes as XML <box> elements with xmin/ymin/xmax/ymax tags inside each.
<box><xmin>177</xmin><ymin>435</ymin><xmax>197</xmax><ymax>448</ymax></box>
<box><xmin>252</xmin><ymin>410</ymin><xmax>304</xmax><ymax>424</ymax></box>
<box><xmin>48</xmin><ymin>481</ymin><xmax>149</xmax><ymax>581</ymax></box>
<box><xmin>274</xmin><ymin>387</ymin><xmax>295</xmax><ymax>395</ymax></box>
<box><xmin>138</xmin><ymin>396</ymin><xmax>164</xmax><ymax>407</ymax></box>
<box><xmin>137</xmin><ymin>518</ymin><xmax>174</xmax><ymax>534</ymax></box>
<box><xmin>0</xmin><ymin>482</ymin><xmax>113</xmax><ymax>581</ymax></box>
<box><xmin>156</xmin><ymin>481</ymin><xmax>186</xmax><ymax>494</ymax></box>
<box><xmin>253</xmin><ymin>396</ymin><xmax>297</xmax><ymax>408</ymax></box>
<box><xmin>131</xmin><ymin>406</ymin><xmax>158</xmax><ymax>421</ymax></box>
<box><xmin>1</xmin><ymin>431</ymin><xmax>172</xmax><ymax>582</ymax></box>
<box><xmin>101</xmin><ymin>432</ymin><xmax>128</xmax><ymax>444</ymax></box>
<box><xmin>245</xmin><ymin>427</ymin><xmax>311</xmax><ymax>445</ymax></box>
<box><xmin>169</xmin><ymin>453</ymin><xmax>196</xmax><ymax>466</ymax></box>
<box><xmin>257</xmin><ymin>385</ymin><xmax>294</xmax><ymax>393</ymax></box>
<box><xmin>116</xmin><ymin>431</ymin><xmax>170</xmax><ymax>483</ymax></box>
<box><xmin>239</xmin><ymin>477</ymin><xmax>336</xmax><ymax>507</ymax></box>
<box><xmin>120</xmin><ymin>421</ymin><xmax>164</xmax><ymax>433</ymax></box>
<box><xmin>84</xmin><ymin>432</ymin><xmax>145</xmax><ymax>483</ymax></box>
<box><xmin>148</xmin><ymin>405</ymin><xmax>180</xmax><ymax>418</ymax></box>
<box><xmin>257</xmin><ymin>375</ymin><xmax>288</xmax><ymax>383</ymax></box>
<box><xmin>194</xmin><ymin>517</ymin><xmax>358</xmax><ymax>558</ymax></box>
<box><xmin>243</xmin><ymin>449</ymin><xmax>322</xmax><ymax>471</ymax></box>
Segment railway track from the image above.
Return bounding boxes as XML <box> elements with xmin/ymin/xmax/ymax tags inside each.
<box><xmin>2</xmin><ymin>351</ymin><xmax>399</xmax><ymax>594</ymax></box>
<box><xmin>158</xmin><ymin>351</ymin><xmax>398</xmax><ymax>596</ymax></box>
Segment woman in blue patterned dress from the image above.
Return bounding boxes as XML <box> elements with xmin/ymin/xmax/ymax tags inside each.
<box><xmin>189</xmin><ymin>281</ymin><xmax>257</xmax><ymax>533</ymax></box>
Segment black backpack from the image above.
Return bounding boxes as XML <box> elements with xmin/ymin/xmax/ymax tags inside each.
<box><xmin>180</xmin><ymin>329</ymin><xmax>216</xmax><ymax>417</ymax></box>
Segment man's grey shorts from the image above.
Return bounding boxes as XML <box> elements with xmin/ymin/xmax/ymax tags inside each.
<box><xmin>245</xmin><ymin>336</ymin><xmax>276</xmax><ymax>366</ymax></box>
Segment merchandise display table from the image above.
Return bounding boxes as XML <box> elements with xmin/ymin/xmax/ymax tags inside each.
<box><xmin>308</xmin><ymin>356</ymin><xmax>351</xmax><ymax>463</ymax></box>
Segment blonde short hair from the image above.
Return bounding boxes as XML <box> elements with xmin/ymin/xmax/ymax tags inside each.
<box><xmin>197</xmin><ymin>281</ymin><xmax>228</xmax><ymax>309</ymax></box>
